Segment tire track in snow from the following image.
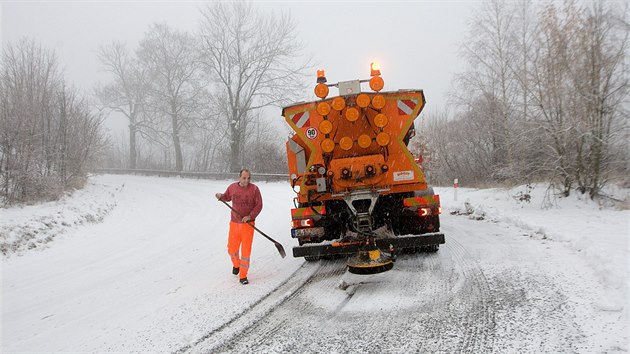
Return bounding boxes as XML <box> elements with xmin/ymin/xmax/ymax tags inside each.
<box><xmin>210</xmin><ymin>259</ymin><xmax>349</xmax><ymax>353</ymax></box>
<box><xmin>179</xmin><ymin>261</ymin><xmax>324</xmax><ymax>354</ymax></box>
<box><xmin>443</xmin><ymin>235</ymin><xmax>496</xmax><ymax>352</ymax></box>
<box><xmin>203</xmin><ymin>244</ymin><xmax>498</xmax><ymax>353</ymax></box>
<box><xmin>211</xmin><ymin>251</ymin><xmax>476</xmax><ymax>353</ymax></box>
<box><xmin>350</xmin><ymin>241</ymin><xmax>496</xmax><ymax>353</ymax></box>
<box><xmin>444</xmin><ymin>215</ymin><xmax>588</xmax><ymax>352</ymax></box>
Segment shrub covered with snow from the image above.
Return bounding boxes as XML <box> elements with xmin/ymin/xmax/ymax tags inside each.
<box><xmin>0</xmin><ymin>180</ymin><xmax>120</xmax><ymax>257</ymax></box>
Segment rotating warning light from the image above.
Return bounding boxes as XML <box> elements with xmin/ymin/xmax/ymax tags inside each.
<box><xmin>370</xmin><ymin>62</ymin><xmax>381</xmax><ymax>77</ymax></box>
<box><xmin>317</xmin><ymin>69</ymin><xmax>327</xmax><ymax>83</ymax></box>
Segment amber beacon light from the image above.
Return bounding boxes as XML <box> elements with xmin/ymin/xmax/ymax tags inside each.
<box><xmin>370</xmin><ymin>62</ymin><xmax>381</xmax><ymax>76</ymax></box>
<box><xmin>317</xmin><ymin>69</ymin><xmax>327</xmax><ymax>83</ymax></box>
<box><xmin>369</xmin><ymin>62</ymin><xmax>384</xmax><ymax>92</ymax></box>
<box><xmin>315</xmin><ymin>69</ymin><xmax>329</xmax><ymax>98</ymax></box>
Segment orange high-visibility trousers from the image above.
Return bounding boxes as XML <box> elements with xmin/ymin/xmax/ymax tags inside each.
<box><xmin>227</xmin><ymin>221</ymin><xmax>255</xmax><ymax>279</ymax></box>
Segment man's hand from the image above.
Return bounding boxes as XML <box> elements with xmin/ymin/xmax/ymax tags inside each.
<box><xmin>215</xmin><ymin>193</ymin><xmax>223</xmax><ymax>200</ymax></box>
<box><xmin>242</xmin><ymin>215</ymin><xmax>251</xmax><ymax>223</ymax></box>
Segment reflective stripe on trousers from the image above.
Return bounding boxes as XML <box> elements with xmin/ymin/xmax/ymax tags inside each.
<box><xmin>227</xmin><ymin>221</ymin><xmax>255</xmax><ymax>278</ymax></box>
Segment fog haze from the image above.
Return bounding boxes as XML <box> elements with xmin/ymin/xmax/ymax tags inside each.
<box><xmin>2</xmin><ymin>1</ymin><xmax>476</xmax><ymax>111</ymax></box>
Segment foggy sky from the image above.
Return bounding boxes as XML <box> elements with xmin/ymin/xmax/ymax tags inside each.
<box><xmin>2</xmin><ymin>1</ymin><xmax>478</xmax><ymax>126</ymax></box>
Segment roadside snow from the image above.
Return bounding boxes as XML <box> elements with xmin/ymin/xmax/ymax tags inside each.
<box><xmin>442</xmin><ymin>184</ymin><xmax>629</xmax><ymax>313</ymax></box>
<box><xmin>0</xmin><ymin>180</ymin><xmax>120</xmax><ymax>256</ymax></box>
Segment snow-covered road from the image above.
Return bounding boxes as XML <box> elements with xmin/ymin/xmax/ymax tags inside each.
<box><xmin>195</xmin><ymin>209</ymin><xmax>622</xmax><ymax>353</ymax></box>
<box><xmin>1</xmin><ymin>174</ymin><xmax>627</xmax><ymax>352</ymax></box>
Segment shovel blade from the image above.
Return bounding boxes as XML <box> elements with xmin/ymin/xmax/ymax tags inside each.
<box><xmin>276</xmin><ymin>243</ymin><xmax>287</xmax><ymax>258</ymax></box>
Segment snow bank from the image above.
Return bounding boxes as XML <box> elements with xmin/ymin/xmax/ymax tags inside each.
<box><xmin>439</xmin><ymin>183</ymin><xmax>629</xmax><ymax>312</ymax></box>
<box><xmin>0</xmin><ymin>178</ymin><xmax>121</xmax><ymax>257</ymax></box>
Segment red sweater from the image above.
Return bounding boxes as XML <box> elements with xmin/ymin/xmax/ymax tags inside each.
<box><xmin>219</xmin><ymin>182</ymin><xmax>263</xmax><ymax>223</ymax></box>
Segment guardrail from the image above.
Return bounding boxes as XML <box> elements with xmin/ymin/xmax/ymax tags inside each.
<box><xmin>93</xmin><ymin>168</ymin><xmax>289</xmax><ymax>182</ymax></box>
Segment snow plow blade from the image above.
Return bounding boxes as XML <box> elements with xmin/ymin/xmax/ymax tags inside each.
<box><xmin>292</xmin><ymin>233</ymin><xmax>445</xmax><ymax>258</ymax></box>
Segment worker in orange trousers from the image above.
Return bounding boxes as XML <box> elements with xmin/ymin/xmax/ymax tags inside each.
<box><xmin>216</xmin><ymin>169</ymin><xmax>263</xmax><ymax>285</ymax></box>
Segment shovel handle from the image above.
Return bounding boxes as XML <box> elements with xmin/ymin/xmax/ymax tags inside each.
<box><xmin>218</xmin><ymin>199</ymin><xmax>286</xmax><ymax>258</ymax></box>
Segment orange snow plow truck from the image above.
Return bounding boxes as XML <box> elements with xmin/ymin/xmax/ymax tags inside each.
<box><xmin>282</xmin><ymin>63</ymin><xmax>445</xmax><ymax>274</ymax></box>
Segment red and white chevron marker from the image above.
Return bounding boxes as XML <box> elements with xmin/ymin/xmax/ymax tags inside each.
<box><xmin>291</xmin><ymin>111</ymin><xmax>310</xmax><ymax>128</ymax></box>
<box><xmin>397</xmin><ymin>99</ymin><xmax>418</xmax><ymax>115</ymax></box>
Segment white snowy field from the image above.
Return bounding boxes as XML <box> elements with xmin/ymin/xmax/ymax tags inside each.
<box><xmin>1</xmin><ymin>174</ymin><xmax>628</xmax><ymax>352</ymax></box>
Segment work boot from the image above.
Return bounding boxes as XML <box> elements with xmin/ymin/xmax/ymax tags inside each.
<box><xmin>239</xmin><ymin>277</ymin><xmax>249</xmax><ymax>285</ymax></box>
<box><xmin>232</xmin><ymin>267</ymin><xmax>239</xmax><ymax>275</ymax></box>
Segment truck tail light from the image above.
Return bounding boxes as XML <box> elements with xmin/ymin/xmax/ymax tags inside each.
<box><xmin>418</xmin><ymin>207</ymin><xmax>442</xmax><ymax>217</ymax></box>
<box><xmin>292</xmin><ymin>218</ymin><xmax>315</xmax><ymax>229</ymax></box>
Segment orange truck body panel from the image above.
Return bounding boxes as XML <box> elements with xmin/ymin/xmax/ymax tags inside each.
<box><xmin>283</xmin><ymin>90</ymin><xmax>427</xmax><ymax>204</ymax></box>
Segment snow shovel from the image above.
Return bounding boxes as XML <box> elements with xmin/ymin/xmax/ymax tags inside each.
<box><xmin>219</xmin><ymin>200</ymin><xmax>286</xmax><ymax>258</ymax></box>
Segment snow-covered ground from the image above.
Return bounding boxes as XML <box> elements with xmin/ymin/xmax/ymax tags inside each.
<box><xmin>451</xmin><ymin>183</ymin><xmax>628</xmax><ymax>313</ymax></box>
<box><xmin>1</xmin><ymin>174</ymin><xmax>627</xmax><ymax>352</ymax></box>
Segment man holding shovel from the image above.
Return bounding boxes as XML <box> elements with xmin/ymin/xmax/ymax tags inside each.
<box><xmin>215</xmin><ymin>169</ymin><xmax>263</xmax><ymax>285</ymax></box>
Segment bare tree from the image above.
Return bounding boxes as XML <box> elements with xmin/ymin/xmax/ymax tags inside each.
<box><xmin>243</xmin><ymin>111</ymin><xmax>287</xmax><ymax>173</ymax></box>
<box><xmin>421</xmin><ymin>0</ymin><xmax>628</xmax><ymax>192</ymax></box>
<box><xmin>137</xmin><ymin>23</ymin><xmax>203</xmax><ymax>172</ymax></box>
<box><xmin>96</xmin><ymin>41</ymin><xmax>150</xmax><ymax>170</ymax></box>
<box><xmin>0</xmin><ymin>39</ymin><xmax>60</xmax><ymax>202</ymax></box>
<box><xmin>185</xmin><ymin>92</ymin><xmax>229</xmax><ymax>171</ymax></box>
<box><xmin>453</xmin><ymin>0</ymin><xmax>521</xmax><ymax>180</ymax></box>
<box><xmin>198</xmin><ymin>1</ymin><xmax>310</xmax><ymax>173</ymax></box>
<box><xmin>570</xmin><ymin>1</ymin><xmax>629</xmax><ymax>198</ymax></box>
<box><xmin>525</xmin><ymin>2</ymin><xmax>584</xmax><ymax>195</ymax></box>
<box><xmin>57</xmin><ymin>85</ymin><xmax>107</xmax><ymax>187</ymax></box>
<box><xmin>0</xmin><ymin>38</ymin><xmax>105</xmax><ymax>204</ymax></box>
<box><xmin>410</xmin><ymin>109</ymin><xmax>450</xmax><ymax>185</ymax></box>
<box><xmin>525</xmin><ymin>0</ymin><xmax>630</xmax><ymax>197</ymax></box>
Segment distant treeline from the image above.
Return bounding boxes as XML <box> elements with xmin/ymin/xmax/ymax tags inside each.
<box><xmin>412</xmin><ymin>0</ymin><xmax>629</xmax><ymax>198</ymax></box>
<box><xmin>1</xmin><ymin>2</ymin><xmax>306</xmax><ymax>205</ymax></box>
<box><xmin>0</xmin><ymin>40</ymin><xmax>106</xmax><ymax>204</ymax></box>
<box><xmin>1</xmin><ymin>0</ymin><xmax>627</xmax><ymax>205</ymax></box>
